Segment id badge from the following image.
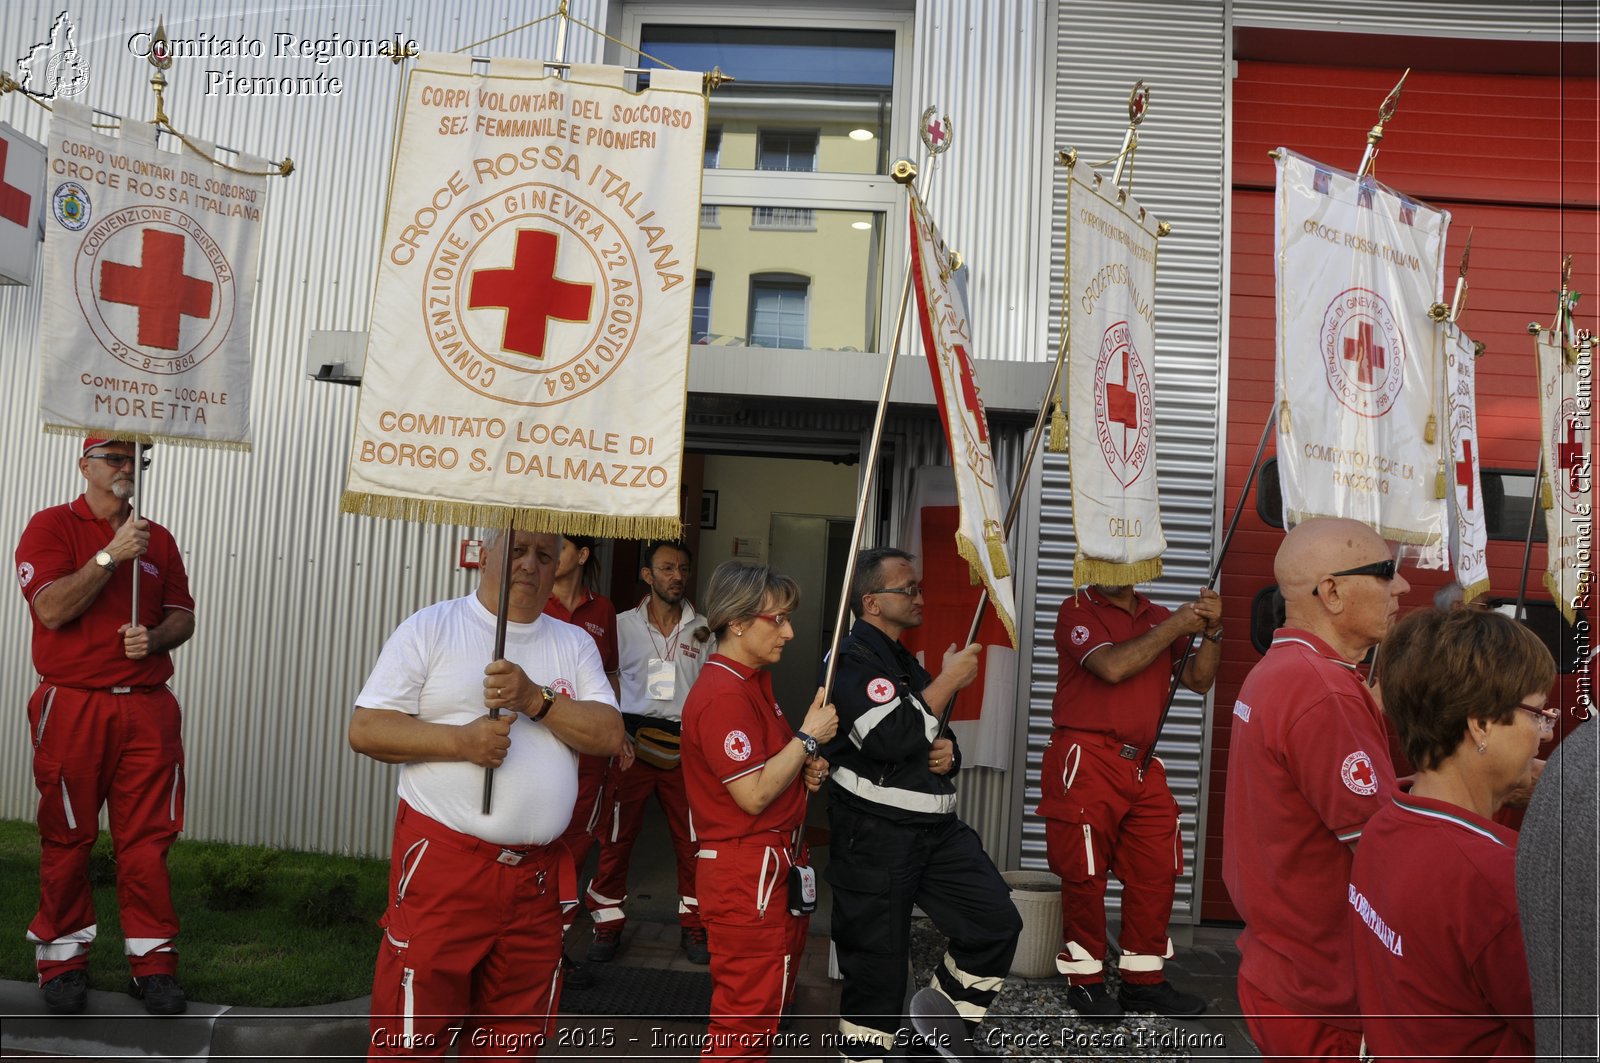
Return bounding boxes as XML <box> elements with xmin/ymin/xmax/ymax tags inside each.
<box><xmin>646</xmin><ymin>657</ymin><xmax>675</xmax><ymax>700</ymax></box>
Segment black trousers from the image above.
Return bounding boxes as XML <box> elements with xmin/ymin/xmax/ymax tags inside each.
<box><xmin>825</xmin><ymin>799</ymin><xmax>1021</xmax><ymax>1060</ymax></box>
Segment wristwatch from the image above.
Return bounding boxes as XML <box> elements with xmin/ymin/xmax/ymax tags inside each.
<box><xmin>94</xmin><ymin>550</ymin><xmax>115</xmax><ymax>572</ymax></box>
<box><xmin>795</xmin><ymin>730</ymin><xmax>818</xmax><ymax>756</ymax></box>
<box><xmin>531</xmin><ymin>684</ymin><xmax>557</xmax><ymax>722</ymax></box>
<box><xmin>1204</xmin><ymin>626</ymin><xmax>1225</xmax><ymax>644</ymax></box>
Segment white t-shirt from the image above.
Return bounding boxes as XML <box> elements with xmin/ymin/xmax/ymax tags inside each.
<box><xmin>356</xmin><ymin>594</ymin><xmax>618</xmax><ymax>846</ymax></box>
<box><xmin>615</xmin><ymin>597</ymin><xmax>711</xmax><ymax>720</ymax></box>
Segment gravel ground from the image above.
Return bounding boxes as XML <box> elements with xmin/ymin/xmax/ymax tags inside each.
<box><xmin>909</xmin><ymin>917</ymin><xmax>1204</xmax><ymax>1062</ymax></box>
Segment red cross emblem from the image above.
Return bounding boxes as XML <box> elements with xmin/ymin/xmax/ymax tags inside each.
<box><xmin>926</xmin><ymin>118</ymin><xmax>945</xmax><ymax>146</ymax></box>
<box><xmin>723</xmin><ymin>729</ymin><xmax>752</xmax><ymax>762</ymax></box>
<box><xmin>1343</xmin><ymin>321</ymin><xmax>1386</xmax><ymax>385</ymax></box>
<box><xmin>0</xmin><ymin>139</ymin><xmax>34</xmax><ymax>227</ymax></box>
<box><xmin>1341</xmin><ymin>750</ymin><xmax>1379</xmax><ymax>796</ymax></box>
<box><xmin>1559</xmin><ymin>420</ymin><xmax>1587</xmax><ymax>494</ymax></box>
<box><xmin>1456</xmin><ymin>438</ymin><xmax>1475</xmax><ymax>511</ymax></box>
<box><xmin>867</xmin><ymin>677</ymin><xmax>896</xmax><ymax>704</ymax></box>
<box><xmin>99</xmin><ymin>229</ymin><xmax>214</xmax><ymax>351</ymax></box>
<box><xmin>468</xmin><ymin>229</ymin><xmax>594</xmax><ymax>360</ymax></box>
<box><xmin>1105</xmin><ymin>348</ymin><xmax>1139</xmax><ymax>433</ymax></box>
<box><xmin>952</xmin><ymin>344</ymin><xmax>989</xmax><ymax>444</ymax></box>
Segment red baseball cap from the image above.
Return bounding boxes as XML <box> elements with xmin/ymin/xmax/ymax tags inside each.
<box><xmin>82</xmin><ymin>437</ymin><xmax>151</xmax><ymax>454</ymax></box>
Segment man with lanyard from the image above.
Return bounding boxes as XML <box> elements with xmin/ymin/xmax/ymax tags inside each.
<box><xmin>585</xmin><ymin>541</ymin><xmax>712</xmax><ymax>965</ymax></box>
<box><xmin>1042</xmin><ymin>581</ymin><xmax>1221</xmax><ymax>1019</ymax></box>
<box><xmin>350</xmin><ymin>529</ymin><xmax>623</xmax><ymax>1056</ymax></box>
<box><xmin>821</xmin><ymin>547</ymin><xmax>1021</xmax><ymax>1061</ymax></box>
<box><xmin>16</xmin><ymin>437</ymin><xmax>195</xmax><ymax>1016</ymax></box>
<box><xmin>1225</xmin><ymin>517</ymin><xmax>1409</xmax><ymax>1060</ymax></box>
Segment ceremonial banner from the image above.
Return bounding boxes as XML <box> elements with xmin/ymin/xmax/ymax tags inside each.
<box><xmin>907</xmin><ymin>190</ymin><xmax>1017</xmax><ymax>647</ymax></box>
<box><xmin>1273</xmin><ymin>149</ymin><xmax>1448</xmax><ymax>554</ymax></box>
<box><xmin>343</xmin><ymin>56</ymin><xmax>704</xmax><ymax>537</ymax></box>
<box><xmin>38</xmin><ymin>101</ymin><xmax>266</xmax><ymax>448</ymax></box>
<box><xmin>1536</xmin><ymin>324</ymin><xmax>1594</xmax><ymax>624</ymax></box>
<box><xmin>1062</xmin><ymin>155</ymin><xmax>1165</xmax><ymax>587</ymax></box>
<box><xmin>901</xmin><ymin>467</ymin><xmax>1017</xmax><ymax>769</ymax></box>
<box><xmin>0</xmin><ymin>122</ymin><xmax>45</xmax><ymax>285</ymax></box>
<box><xmin>1443</xmin><ymin>325</ymin><xmax>1489</xmax><ymax>600</ymax></box>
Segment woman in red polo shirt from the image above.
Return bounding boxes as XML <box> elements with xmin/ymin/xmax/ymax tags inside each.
<box><xmin>1349</xmin><ymin>607</ymin><xmax>1554</xmax><ymax>1063</ymax></box>
<box><xmin>681</xmin><ymin>560</ymin><xmax>837</xmax><ymax>1061</ymax></box>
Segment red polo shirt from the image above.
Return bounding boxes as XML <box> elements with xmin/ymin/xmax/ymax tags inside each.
<box><xmin>544</xmin><ymin>589</ymin><xmax>618</xmax><ymax>673</ymax></box>
<box><xmin>1224</xmin><ymin>628</ymin><xmax>1396</xmax><ymax>1028</ymax></box>
<box><xmin>1350</xmin><ymin>793</ymin><xmax>1533</xmax><ymax>1063</ymax></box>
<box><xmin>681</xmin><ymin>654</ymin><xmax>806</xmax><ymax>842</ymax></box>
<box><xmin>1051</xmin><ymin>587</ymin><xmax>1185</xmax><ymax>747</ymax></box>
<box><xmin>15</xmin><ymin>495</ymin><xmax>194</xmax><ymax>687</ymax></box>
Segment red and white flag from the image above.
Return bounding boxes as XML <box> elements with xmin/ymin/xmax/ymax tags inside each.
<box><xmin>1443</xmin><ymin>325</ymin><xmax>1489</xmax><ymax>600</ymax></box>
<box><xmin>907</xmin><ymin>189</ymin><xmax>1017</xmax><ymax>647</ymax></box>
<box><xmin>0</xmin><ymin>122</ymin><xmax>45</xmax><ymax>285</ymax></box>
<box><xmin>1536</xmin><ymin>319</ymin><xmax>1594</xmax><ymax>624</ymax></box>
<box><xmin>343</xmin><ymin>55</ymin><xmax>705</xmax><ymax>538</ymax></box>
<box><xmin>1061</xmin><ymin>154</ymin><xmax>1166</xmax><ymax>587</ymax></box>
<box><xmin>1273</xmin><ymin>150</ymin><xmax>1448</xmax><ymax>558</ymax></box>
<box><xmin>37</xmin><ymin>101</ymin><xmax>267</xmax><ymax>448</ymax></box>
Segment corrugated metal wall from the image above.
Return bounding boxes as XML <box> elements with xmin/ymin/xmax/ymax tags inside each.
<box><xmin>1232</xmin><ymin>0</ymin><xmax>1597</xmax><ymax>39</ymax></box>
<box><xmin>1023</xmin><ymin>1</ymin><xmax>1231</xmax><ymax>925</ymax></box>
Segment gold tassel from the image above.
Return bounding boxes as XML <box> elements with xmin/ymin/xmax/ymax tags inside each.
<box><xmin>1541</xmin><ymin>477</ymin><xmax>1555</xmax><ymax>511</ymax></box>
<box><xmin>985</xmin><ymin>519</ymin><xmax>1011</xmax><ymax>578</ymax></box>
<box><xmin>1434</xmin><ymin>461</ymin><xmax>1446</xmax><ymax>499</ymax></box>
<box><xmin>1424</xmin><ymin>413</ymin><xmax>1437</xmax><ymax>445</ymax></box>
<box><xmin>1048</xmin><ymin>397</ymin><xmax>1068</xmax><ymax>453</ymax></box>
<box><xmin>969</xmin><ymin>563</ymin><xmax>982</xmax><ymax>586</ymax></box>
<box><xmin>1278</xmin><ymin>399</ymin><xmax>1292</xmax><ymax>436</ymax></box>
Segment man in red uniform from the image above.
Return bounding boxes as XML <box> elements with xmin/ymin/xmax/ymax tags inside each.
<box><xmin>1041</xmin><ymin>582</ymin><xmax>1221</xmax><ymax>1018</ymax></box>
<box><xmin>15</xmin><ymin>438</ymin><xmax>195</xmax><ymax>1015</ymax></box>
<box><xmin>1224</xmin><ymin>517</ymin><xmax>1410</xmax><ymax>1061</ymax></box>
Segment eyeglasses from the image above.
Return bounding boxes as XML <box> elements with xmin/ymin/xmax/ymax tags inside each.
<box><xmin>1514</xmin><ymin>701</ymin><xmax>1559</xmax><ymax>733</ymax></box>
<box><xmin>871</xmin><ymin>584</ymin><xmax>923</xmax><ymax>599</ymax></box>
<box><xmin>753</xmin><ymin>612</ymin><xmax>791</xmax><ymax>628</ymax></box>
<box><xmin>85</xmin><ymin>452</ymin><xmax>152</xmax><ymax>471</ymax></box>
<box><xmin>1313</xmin><ymin>558</ymin><xmax>1397</xmax><ymax>595</ymax></box>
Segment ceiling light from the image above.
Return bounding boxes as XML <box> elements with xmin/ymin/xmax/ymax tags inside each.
<box><xmin>851</xmin><ymin>220</ymin><xmax>872</xmax><ymax>230</ymax></box>
<box><xmin>848</xmin><ymin>128</ymin><xmax>875</xmax><ymax>141</ymax></box>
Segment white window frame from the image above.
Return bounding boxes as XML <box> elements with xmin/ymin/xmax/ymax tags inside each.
<box><xmin>616</xmin><ymin>2</ymin><xmax>913</xmax><ymax>357</ymax></box>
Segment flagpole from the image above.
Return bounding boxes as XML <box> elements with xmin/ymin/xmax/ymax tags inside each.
<box><xmin>1514</xmin><ymin>454</ymin><xmax>1544</xmax><ymax>625</ymax></box>
<box><xmin>819</xmin><ymin>160</ymin><xmax>934</xmax><ymax>707</ymax></box>
<box><xmin>1136</xmin><ymin>408</ymin><xmax>1278</xmax><ymax>778</ymax></box>
<box><xmin>129</xmin><ymin>453</ymin><xmax>141</xmax><ymax>624</ymax></box>
<box><xmin>482</xmin><ymin>525</ymin><xmax>517</xmax><ymax>813</ymax></box>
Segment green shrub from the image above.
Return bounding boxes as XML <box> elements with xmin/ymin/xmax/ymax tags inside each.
<box><xmin>296</xmin><ymin>872</ymin><xmax>364</xmax><ymax>928</ymax></box>
<box><xmin>196</xmin><ymin>846</ymin><xmax>278</xmax><ymax>911</ymax></box>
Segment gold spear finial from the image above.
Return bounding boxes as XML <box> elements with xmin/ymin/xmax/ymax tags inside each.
<box><xmin>148</xmin><ymin>19</ymin><xmax>172</xmax><ymax>126</ymax></box>
<box><xmin>1358</xmin><ymin>68</ymin><xmax>1410</xmax><ymax>177</ymax></box>
<box><xmin>1448</xmin><ymin>228</ymin><xmax>1474</xmax><ymax>322</ymax></box>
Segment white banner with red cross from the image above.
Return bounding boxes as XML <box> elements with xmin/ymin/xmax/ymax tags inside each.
<box><xmin>1274</xmin><ymin>149</ymin><xmax>1449</xmax><ymax>557</ymax></box>
<box><xmin>1443</xmin><ymin>325</ymin><xmax>1490</xmax><ymax>600</ymax></box>
<box><xmin>1536</xmin><ymin>323</ymin><xmax>1594</xmax><ymax>624</ymax></box>
<box><xmin>0</xmin><ymin>122</ymin><xmax>46</xmax><ymax>286</ymax></box>
<box><xmin>343</xmin><ymin>55</ymin><xmax>704</xmax><ymax>538</ymax></box>
<box><xmin>37</xmin><ymin>101</ymin><xmax>266</xmax><ymax>449</ymax></box>
<box><xmin>907</xmin><ymin>188</ymin><xmax>1017</xmax><ymax>648</ymax></box>
<box><xmin>1062</xmin><ymin>155</ymin><xmax>1166</xmax><ymax>588</ymax></box>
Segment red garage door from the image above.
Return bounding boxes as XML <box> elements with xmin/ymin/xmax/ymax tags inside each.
<box><xmin>1203</xmin><ymin>53</ymin><xmax>1598</xmax><ymax>922</ymax></box>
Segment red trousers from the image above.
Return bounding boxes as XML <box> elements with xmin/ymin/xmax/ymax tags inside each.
<box><xmin>1237</xmin><ymin>972</ymin><xmax>1362</xmax><ymax>1062</ymax></box>
<box><xmin>556</xmin><ymin>753</ymin><xmax>608</xmax><ymax>929</ymax></box>
<box><xmin>586</xmin><ymin>759</ymin><xmax>701</xmax><ymax>932</ymax></box>
<box><xmin>695</xmin><ymin>834</ymin><xmax>809</xmax><ymax>1062</ymax></box>
<box><xmin>27</xmin><ymin>683</ymin><xmax>184</xmax><ymax>981</ymax></box>
<box><xmin>370</xmin><ymin>803</ymin><xmax>573</xmax><ymax>1059</ymax></box>
<box><xmin>1040</xmin><ymin>730</ymin><xmax>1179</xmax><ymax>986</ymax></box>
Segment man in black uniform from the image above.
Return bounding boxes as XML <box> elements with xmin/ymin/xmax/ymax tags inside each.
<box><xmin>821</xmin><ymin>547</ymin><xmax>1021</xmax><ymax>1061</ymax></box>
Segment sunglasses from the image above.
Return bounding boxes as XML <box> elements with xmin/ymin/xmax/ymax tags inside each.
<box><xmin>1313</xmin><ymin>558</ymin><xmax>1397</xmax><ymax>595</ymax></box>
<box><xmin>85</xmin><ymin>452</ymin><xmax>152</xmax><ymax>471</ymax></box>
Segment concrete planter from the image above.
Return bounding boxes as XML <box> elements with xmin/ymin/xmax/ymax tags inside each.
<box><xmin>1001</xmin><ymin>870</ymin><xmax>1062</xmax><ymax>979</ymax></box>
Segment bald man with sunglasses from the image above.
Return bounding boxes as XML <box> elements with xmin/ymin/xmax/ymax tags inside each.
<box><xmin>1223</xmin><ymin>517</ymin><xmax>1411</xmax><ymax>1061</ymax></box>
<box><xmin>15</xmin><ymin>438</ymin><xmax>195</xmax><ymax>1016</ymax></box>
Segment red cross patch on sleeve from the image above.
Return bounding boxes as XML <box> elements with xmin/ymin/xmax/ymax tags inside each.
<box><xmin>866</xmin><ymin>677</ymin><xmax>897</xmax><ymax>704</ymax></box>
<box><xmin>723</xmin><ymin>730</ymin><xmax>752</xmax><ymax>762</ymax></box>
<box><xmin>1341</xmin><ymin>751</ymin><xmax>1379</xmax><ymax>796</ymax></box>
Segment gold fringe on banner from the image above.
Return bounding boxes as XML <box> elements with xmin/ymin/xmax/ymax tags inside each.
<box><xmin>1544</xmin><ymin>570</ymin><xmax>1579</xmax><ymax>625</ymax></box>
<box><xmin>1048</xmin><ymin>396</ymin><xmax>1068</xmax><ymax>453</ymax></box>
<box><xmin>1434</xmin><ymin>461</ymin><xmax>1447</xmax><ymax>499</ymax></box>
<box><xmin>340</xmin><ymin>491</ymin><xmax>682</xmax><ymax>540</ymax></box>
<box><xmin>1073</xmin><ymin>552</ymin><xmax>1163</xmax><ymax>590</ymax></box>
<box><xmin>1424</xmin><ymin>413</ymin><xmax>1437</xmax><ymax>445</ymax></box>
<box><xmin>1540</xmin><ymin>478</ymin><xmax>1555</xmax><ymax>511</ymax></box>
<box><xmin>42</xmin><ymin>423</ymin><xmax>253</xmax><ymax>452</ymax></box>
<box><xmin>953</xmin><ymin>532</ymin><xmax>1018</xmax><ymax>648</ymax></box>
<box><xmin>983</xmin><ymin>519</ymin><xmax>1011</xmax><ymax>578</ymax></box>
<box><xmin>1286</xmin><ymin>510</ymin><xmax>1446</xmax><ymax>548</ymax></box>
<box><xmin>1460</xmin><ymin>576</ymin><xmax>1492</xmax><ymax>605</ymax></box>
<box><xmin>1278</xmin><ymin>400</ymin><xmax>1292</xmax><ymax>436</ymax></box>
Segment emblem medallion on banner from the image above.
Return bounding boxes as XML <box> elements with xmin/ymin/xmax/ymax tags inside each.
<box><xmin>1448</xmin><ymin>377</ymin><xmax>1484</xmax><ymax>533</ymax></box>
<box><xmin>75</xmin><ymin>208</ymin><xmax>233</xmax><ymax>373</ymax></box>
<box><xmin>1321</xmin><ymin>286</ymin><xmax>1406</xmax><ymax>417</ymax></box>
<box><xmin>1551</xmin><ymin>396</ymin><xmax>1590</xmax><ymax>516</ymax></box>
<box><xmin>427</xmin><ymin>182</ymin><xmax>642</xmax><ymax>407</ymax></box>
<box><xmin>1092</xmin><ymin>320</ymin><xmax>1153</xmax><ymax>488</ymax></box>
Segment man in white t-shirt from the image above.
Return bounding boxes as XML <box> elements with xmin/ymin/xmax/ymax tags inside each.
<box><xmin>584</xmin><ymin>541</ymin><xmax>712</xmax><ymax>964</ymax></box>
<box><xmin>350</xmin><ymin>529</ymin><xmax>623</xmax><ymax>1058</ymax></box>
